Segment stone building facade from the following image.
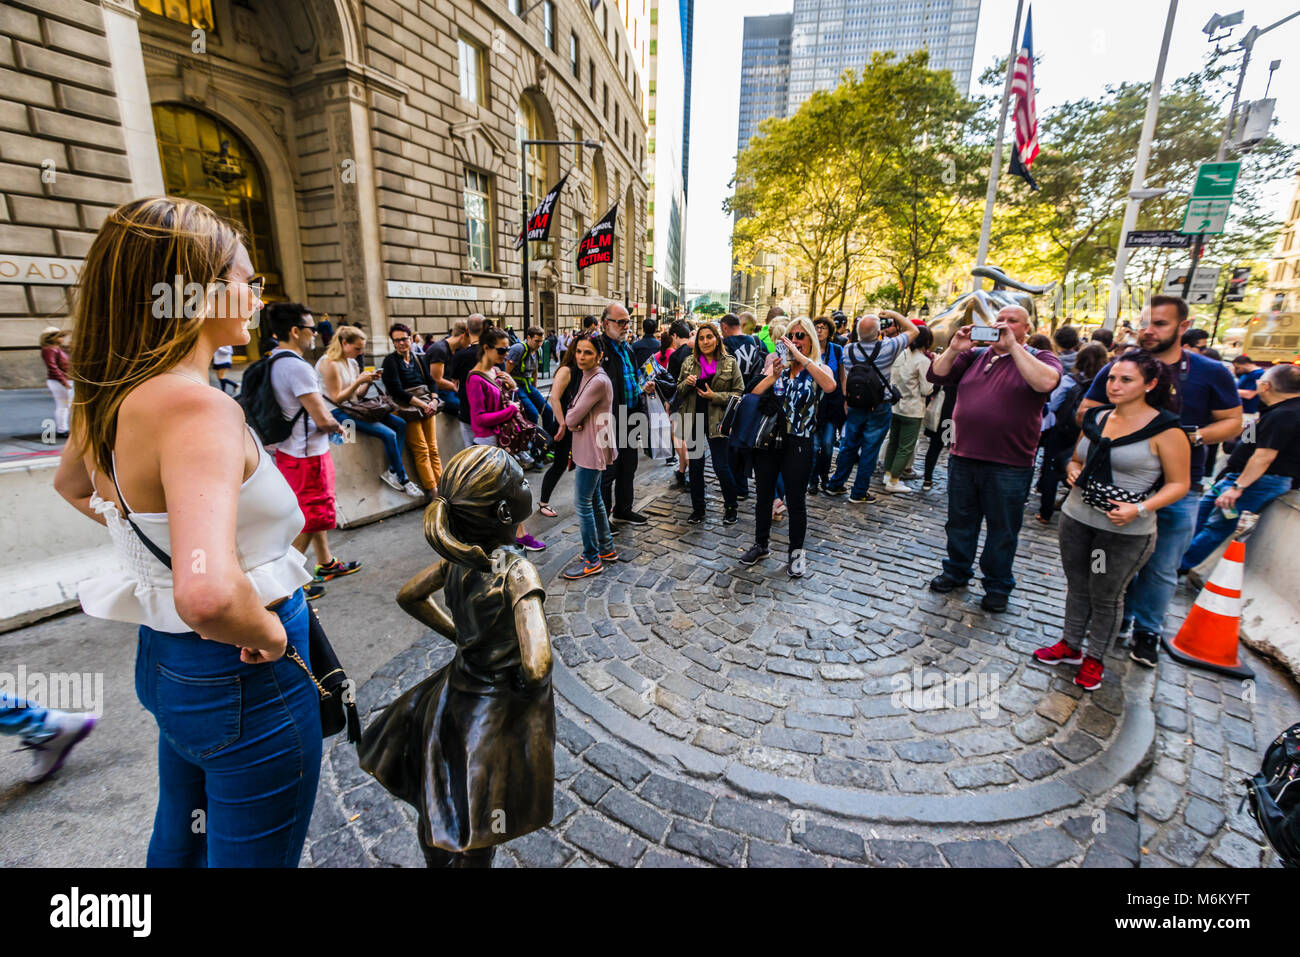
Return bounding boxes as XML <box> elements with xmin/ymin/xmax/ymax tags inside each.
<box><xmin>1</xmin><ymin>0</ymin><xmax>649</xmax><ymax>386</ymax></box>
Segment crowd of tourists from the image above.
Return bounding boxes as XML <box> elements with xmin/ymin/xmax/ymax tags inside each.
<box><xmin>16</xmin><ymin>195</ymin><xmax>1299</xmax><ymax>870</ymax></box>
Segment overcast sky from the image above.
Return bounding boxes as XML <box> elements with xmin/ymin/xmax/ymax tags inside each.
<box><xmin>685</xmin><ymin>0</ymin><xmax>1300</xmax><ymax>291</ymax></box>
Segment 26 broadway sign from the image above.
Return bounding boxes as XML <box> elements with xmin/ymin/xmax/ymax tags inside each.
<box><xmin>576</xmin><ymin>202</ymin><xmax>618</xmax><ymax>271</ymax></box>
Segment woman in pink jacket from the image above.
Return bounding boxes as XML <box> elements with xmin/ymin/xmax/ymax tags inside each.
<box><xmin>562</xmin><ymin>334</ymin><xmax>618</xmax><ymax>580</ymax></box>
<box><xmin>466</xmin><ymin>328</ymin><xmax>546</xmax><ymax>552</ymax></box>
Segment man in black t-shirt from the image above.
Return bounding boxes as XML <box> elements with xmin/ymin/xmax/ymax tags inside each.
<box><xmin>447</xmin><ymin>314</ymin><xmax>486</xmax><ymax>446</ymax></box>
<box><xmin>425</xmin><ymin>318</ymin><xmax>468</xmax><ymax>416</ymax></box>
<box><xmin>1179</xmin><ymin>363</ymin><xmax>1300</xmax><ymax>572</ymax></box>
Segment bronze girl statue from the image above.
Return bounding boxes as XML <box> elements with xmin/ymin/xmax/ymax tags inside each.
<box><xmin>358</xmin><ymin>445</ymin><xmax>554</xmax><ymax>867</ymax></box>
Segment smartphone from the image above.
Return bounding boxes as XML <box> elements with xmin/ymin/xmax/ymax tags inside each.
<box><xmin>775</xmin><ymin>341</ymin><xmax>790</xmax><ymax>364</ymax></box>
<box><xmin>970</xmin><ymin>325</ymin><xmax>1001</xmax><ymax>344</ymax></box>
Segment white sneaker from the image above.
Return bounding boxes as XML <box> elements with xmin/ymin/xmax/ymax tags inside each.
<box><xmin>24</xmin><ymin>711</ymin><xmax>97</xmax><ymax>784</ymax></box>
<box><xmin>885</xmin><ymin>477</ymin><xmax>914</xmax><ymax>494</ymax></box>
<box><xmin>788</xmin><ymin>548</ymin><xmax>807</xmax><ymax>578</ymax></box>
<box><xmin>380</xmin><ymin>470</ymin><xmax>404</xmax><ymax>492</ymax></box>
<box><xmin>402</xmin><ymin>480</ymin><xmax>425</xmax><ymax>498</ymax></box>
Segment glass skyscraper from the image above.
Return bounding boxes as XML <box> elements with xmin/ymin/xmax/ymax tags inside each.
<box><xmin>737</xmin><ymin>13</ymin><xmax>794</xmax><ymax>154</ymax></box>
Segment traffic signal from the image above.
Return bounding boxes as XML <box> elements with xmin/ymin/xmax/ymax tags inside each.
<box><xmin>1225</xmin><ymin>267</ymin><xmax>1251</xmax><ymax>303</ymax></box>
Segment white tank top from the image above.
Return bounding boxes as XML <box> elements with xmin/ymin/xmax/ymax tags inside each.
<box><xmin>78</xmin><ymin>426</ymin><xmax>313</xmax><ymax>633</ymax></box>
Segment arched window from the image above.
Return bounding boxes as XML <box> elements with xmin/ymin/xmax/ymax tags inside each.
<box><xmin>152</xmin><ymin>103</ymin><xmax>282</xmax><ymax>299</ymax></box>
<box><xmin>515</xmin><ymin>98</ymin><xmax>548</xmax><ymax>211</ymax></box>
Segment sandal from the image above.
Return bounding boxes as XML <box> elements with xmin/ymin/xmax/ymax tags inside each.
<box><xmin>538</xmin><ymin>504</ymin><xmax>558</xmax><ymax>518</ymax></box>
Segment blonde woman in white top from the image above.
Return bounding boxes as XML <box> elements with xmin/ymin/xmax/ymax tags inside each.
<box><xmin>53</xmin><ymin>197</ymin><xmax>322</xmax><ymax>867</ymax></box>
<box><xmin>316</xmin><ymin>325</ymin><xmax>423</xmax><ymax>497</ymax></box>
<box><xmin>883</xmin><ymin>323</ymin><xmax>935</xmax><ymax>493</ymax></box>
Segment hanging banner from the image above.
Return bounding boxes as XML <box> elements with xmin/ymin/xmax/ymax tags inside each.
<box><xmin>515</xmin><ymin>172</ymin><xmax>569</xmax><ymax>250</ymax></box>
<box><xmin>576</xmin><ymin>202</ymin><xmax>618</xmax><ymax>272</ymax></box>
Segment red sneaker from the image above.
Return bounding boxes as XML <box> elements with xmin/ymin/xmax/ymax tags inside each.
<box><xmin>1033</xmin><ymin>640</ymin><xmax>1083</xmax><ymax>665</ymax></box>
<box><xmin>1074</xmin><ymin>656</ymin><xmax>1104</xmax><ymax>691</ymax></box>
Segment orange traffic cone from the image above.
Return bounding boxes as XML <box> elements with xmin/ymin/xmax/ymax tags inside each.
<box><xmin>1162</xmin><ymin>540</ymin><xmax>1254</xmax><ymax>678</ymax></box>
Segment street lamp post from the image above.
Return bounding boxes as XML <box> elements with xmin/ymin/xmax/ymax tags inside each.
<box><xmin>1184</xmin><ymin>9</ymin><xmax>1300</xmax><ymax>303</ymax></box>
<box><xmin>519</xmin><ymin>138</ymin><xmax>601</xmax><ymax>332</ymax></box>
<box><xmin>1104</xmin><ymin>0</ymin><xmax>1178</xmax><ymax>330</ymax></box>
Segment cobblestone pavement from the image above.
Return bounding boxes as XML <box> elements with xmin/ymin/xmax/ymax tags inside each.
<box><xmin>304</xmin><ymin>447</ymin><xmax>1292</xmax><ymax>868</ymax></box>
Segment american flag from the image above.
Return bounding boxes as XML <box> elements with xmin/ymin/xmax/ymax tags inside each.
<box><xmin>1009</xmin><ymin>6</ymin><xmax>1040</xmax><ymax>191</ymax></box>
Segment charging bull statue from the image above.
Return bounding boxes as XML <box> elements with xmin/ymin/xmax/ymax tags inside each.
<box><xmin>928</xmin><ymin>266</ymin><xmax>1056</xmax><ymax>348</ymax></box>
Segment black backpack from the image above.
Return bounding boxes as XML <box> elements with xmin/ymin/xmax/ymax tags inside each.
<box><xmin>844</xmin><ymin>340</ymin><xmax>894</xmax><ymax>412</ymax></box>
<box><xmin>1241</xmin><ymin>721</ymin><xmax>1300</xmax><ymax>867</ymax></box>
<box><xmin>238</xmin><ymin>350</ymin><xmax>307</xmax><ymax>445</ymax></box>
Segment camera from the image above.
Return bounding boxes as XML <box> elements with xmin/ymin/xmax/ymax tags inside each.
<box><xmin>970</xmin><ymin>325</ymin><xmax>1001</xmax><ymax>343</ymax></box>
<box><xmin>879</xmin><ymin>316</ymin><xmax>894</xmax><ymax>330</ymax></box>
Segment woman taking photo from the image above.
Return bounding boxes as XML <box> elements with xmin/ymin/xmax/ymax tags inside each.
<box><xmin>741</xmin><ymin>317</ymin><xmax>838</xmax><ymax>578</ymax></box>
<box><xmin>675</xmin><ymin>321</ymin><xmax>742</xmax><ymax>525</ymax></box>
<box><xmin>467</xmin><ymin>327</ymin><xmax>546</xmax><ymax>552</ymax></box>
<box><xmin>562</xmin><ymin>334</ymin><xmax>618</xmax><ymax>580</ymax></box>
<box><xmin>41</xmin><ymin>327</ymin><xmax>72</xmax><ymax>437</ymax></box>
<box><xmin>536</xmin><ymin>338</ymin><xmax>582</xmax><ymax>518</ymax></box>
<box><xmin>882</xmin><ymin>324</ymin><xmax>934</xmax><ymax>493</ymax></box>
<box><xmin>53</xmin><ymin>197</ymin><xmax>321</xmax><ymax>866</ymax></box>
<box><xmin>318</xmin><ymin>325</ymin><xmax>423</xmax><ymax>498</ymax></box>
<box><xmin>381</xmin><ymin>322</ymin><xmax>441</xmax><ymax>496</ymax></box>
<box><xmin>809</xmin><ymin>316</ymin><xmax>845</xmax><ymax>496</ymax></box>
<box><xmin>1032</xmin><ymin>351</ymin><xmax>1190</xmax><ymax>691</ymax></box>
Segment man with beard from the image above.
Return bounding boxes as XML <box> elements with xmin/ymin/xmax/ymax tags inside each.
<box><xmin>1076</xmin><ymin>295</ymin><xmax>1242</xmax><ymax>667</ymax></box>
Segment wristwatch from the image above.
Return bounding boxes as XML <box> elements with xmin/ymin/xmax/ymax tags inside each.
<box><xmin>1136</xmin><ymin>503</ymin><xmax>1150</xmax><ymax>519</ymax></box>
<box><xmin>1230</xmin><ymin>481</ymin><xmax>1243</xmax><ymax>491</ymax></box>
<box><xmin>1190</xmin><ymin>429</ymin><xmax>1205</xmax><ymax>448</ymax></box>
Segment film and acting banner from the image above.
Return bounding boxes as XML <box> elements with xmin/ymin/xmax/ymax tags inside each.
<box><xmin>514</xmin><ymin>172</ymin><xmax>569</xmax><ymax>250</ymax></box>
<box><xmin>576</xmin><ymin>202</ymin><xmax>618</xmax><ymax>272</ymax></box>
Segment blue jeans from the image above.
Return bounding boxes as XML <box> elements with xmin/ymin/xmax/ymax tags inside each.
<box><xmin>1179</xmin><ymin>472</ymin><xmax>1293</xmax><ymax>572</ymax></box>
<box><xmin>828</xmin><ymin>405</ymin><xmax>892</xmax><ymax>496</ymax></box>
<box><xmin>1123</xmin><ymin>489</ymin><xmax>1200</xmax><ymax>636</ymax></box>
<box><xmin>515</xmin><ymin>382</ymin><xmax>557</xmax><ymax>437</ymax></box>
<box><xmin>135</xmin><ymin>588</ymin><xmax>322</xmax><ymax>867</ymax></box>
<box><xmin>811</xmin><ymin>419</ymin><xmax>837</xmax><ymax>485</ymax></box>
<box><xmin>436</xmin><ymin>388</ymin><xmax>460</xmax><ymax>416</ymax></box>
<box><xmin>0</xmin><ymin>693</ymin><xmax>54</xmax><ymax>742</ymax></box>
<box><xmin>332</xmin><ymin>408</ymin><xmax>408</xmax><ymax>483</ymax></box>
<box><xmin>574</xmin><ymin>465</ymin><xmax>614</xmax><ymax>563</ymax></box>
<box><xmin>942</xmin><ymin>454</ymin><xmax>1033</xmax><ymax>597</ymax></box>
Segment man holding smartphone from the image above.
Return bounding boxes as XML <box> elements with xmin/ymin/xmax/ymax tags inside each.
<box><xmin>926</xmin><ymin>305</ymin><xmax>1062</xmax><ymax>612</ymax></box>
<box><xmin>823</xmin><ymin>311</ymin><xmax>918</xmax><ymax>503</ymax></box>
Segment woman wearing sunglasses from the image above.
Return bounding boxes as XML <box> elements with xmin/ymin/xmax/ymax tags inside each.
<box><xmin>381</xmin><ymin>322</ymin><xmax>442</xmax><ymax>496</ymax></box>
<box><xmin>467</xmin><ymin>328</ymin><xmax>546</xmax><ymax>552</ymax></box>
<box><xmin>741</xmin><ymin>317</ymin><xmax>838</xmax><ymax>578</ymax></box>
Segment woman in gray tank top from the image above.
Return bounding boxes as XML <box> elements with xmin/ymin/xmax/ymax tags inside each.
<box><xmin>1032</xmin><ymin>352</ymin><xmax>1191</xmax><ymax>691</ymax></box>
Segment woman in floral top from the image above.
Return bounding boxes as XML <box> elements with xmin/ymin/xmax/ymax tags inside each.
<box><xmin>740</xmin><ymin>316</ymin><xmax>838</xmax><ymax>578</ymax></box>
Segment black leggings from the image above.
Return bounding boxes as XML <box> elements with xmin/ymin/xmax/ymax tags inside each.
<box><xmin>922</xmin><ymin>386</ymin><xmax>958</xmax><ymax>483</ymax></box>
<box><xmin>753</xmin><ymin>435</ymin><xmax>814</xmax><ymax>553</ymax></box>
<box><xmin>540</xmin><ymin>431</ymin><xmax>572</xmax><ymax>503</ymax></box>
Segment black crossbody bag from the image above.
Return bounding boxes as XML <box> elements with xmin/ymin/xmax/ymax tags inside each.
<box><xmin>110</xmin><ymin>470</ymin><xmax>361</xmax><ymax>742</ymax></box>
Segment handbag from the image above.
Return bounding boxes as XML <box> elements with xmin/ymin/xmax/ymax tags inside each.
<box><xmin>719</xmin><ymin>394</ymin><xmax>742</xmax><ymax>437</ymax></box>
<box><xmin>110</xmin><ymin>469</ymin><xmax>361</xmax><ymax>742</ymax></box>
<box><xmin>472</xmin><ymin>371</ymin><xmax>536</xmax><ymax>455</ymax></box>
<box><xmin>340</xmin><ymin>382</ymin><xmax>398</xmax><ymax>423</ymax></box>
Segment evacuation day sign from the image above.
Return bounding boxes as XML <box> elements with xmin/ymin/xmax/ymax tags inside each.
<box><xmin>576</xmin><ymin>202</ymin><xmax>618</xmax><ymax>271</ymax></box>
<box><xmin>515</xmin><ymin>173</ymin><xmax>569</xmax><ymax>250</ymax></box>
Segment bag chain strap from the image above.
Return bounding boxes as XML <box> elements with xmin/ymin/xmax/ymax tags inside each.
<box><xmin>285</xmin><ymin>646</ymin><xmax>328</xmax><ymax>699</ymax></box>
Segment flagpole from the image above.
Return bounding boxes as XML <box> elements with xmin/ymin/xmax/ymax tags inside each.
<box><xmin>520</xmin><ymin>139</ymin><xmax>600</xmax><ymax>333</ymax></box>
<box><xmin>1104</xmin><ymin>0</ymin><xmax>1178</xmax><ymax>330</ymax></box>
<box><xmin>974</xmin><ymin>0</ymin><xmax>1026</xmax><ymax>289</ymax></box>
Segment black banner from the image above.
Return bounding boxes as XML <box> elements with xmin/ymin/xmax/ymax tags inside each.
<box><xmin>576</xmin><ymin>202</ymin><xmax>618</xmax><ymax>272</ymax></box>
<box><xmin>515</xmin><ymin>172</ymin><xmax>569</xmax><ymax>250</ymax></box>
<box><xmin>1225</xmin><ymin>266</ymin><xmax>1251</xmax><ymax>302</ymax></box>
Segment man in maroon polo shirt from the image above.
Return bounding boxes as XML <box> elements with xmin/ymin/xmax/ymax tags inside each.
<box><xmin>926</xmin><ymin>305</ymin><xmax>1062</xmax><ymax>612</ymax></box>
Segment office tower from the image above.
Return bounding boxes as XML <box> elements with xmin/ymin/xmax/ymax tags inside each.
<box><xmin>737</xmin><ymin>13</ymin><xmax>794</xmax><ymax>155</ymax></box>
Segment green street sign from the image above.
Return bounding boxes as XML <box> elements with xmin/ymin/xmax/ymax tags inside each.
<box><xmin>1192</xmin><ymin>161</ymin><xmax>1241</xmax><ymax>199</ymax></box>
<box><xmin>1181</xmin><ymin>198</ymin><xmax>1231</xmax><ymax>235</ymax></box>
